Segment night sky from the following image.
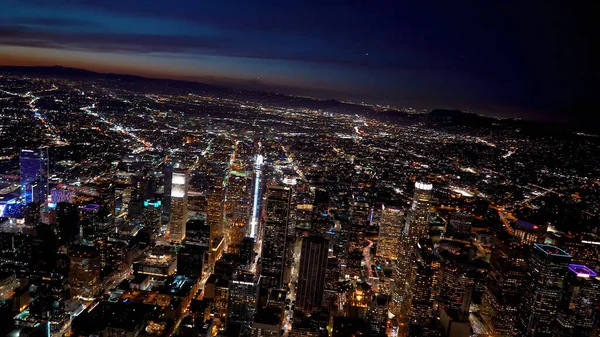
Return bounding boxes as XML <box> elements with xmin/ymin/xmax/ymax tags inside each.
<box><xmin>0</xmin><ymin>1</ymin><xmax>597</xmax><ymax>123</ymax></box>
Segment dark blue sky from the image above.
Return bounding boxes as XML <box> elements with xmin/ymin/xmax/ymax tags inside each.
<box><xmin>0</xmin><ymin>0</ymin><xmax>597</xmax><ymax>122</ymax></box>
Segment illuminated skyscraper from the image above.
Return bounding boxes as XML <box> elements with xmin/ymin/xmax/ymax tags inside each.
<box><xmin>555</xmin><ymin>264</ymin><xmax>599</xmax><ymax>337</ymax></box>
<box><xmin>207</xmin><ymin>188</ymin><xmax>225</xmax><ymax>244</ymax></box>
<box><xmin>407</xmin><ymin>239</ymin><xmax>439</xmax><ymax>331</ymax></box>
<box><xmin>439</xmin><ymin>262</ymin><xmax>474</xmax><ymax>321</ymax></box>
<box><xmin>68</xmin><ymin>245</ymin><xmax>101</xmax><ymax>299</ymax></box>
<box><xmin>296</xmin><ymin>235</ymin><xmax>329</xmax><ymax>314</ymax></box>
<box><xmin>20</xmin><ymin>148</ymin><xmax>49</xmax><ymax>204</ymax></box>
<box><xmin>167</xmin><ymin>168</ymin><xmax>188</xmax><ymax>242</ymax></box>
<box><xmin>376</xmin><ymin>205</ymin><xmax>404</xmax><ymax>260</ymax></box>
<box><xmin>260</xmin><ymin>184</ymin><xmax>291</xmax><ymax>289</ymax></box>
<box><xmin>227</xmin><ymin>271</ymin><xmax>258</xmax><ymax>332</ymax></box>
<box><xmin>393</xmin><ymin>181</ymin><xmax>432</xmax><ymax>320</ymax></box>
<box><xmin>518</xmin><ymin>244</ymin><xmax>571</xmax><ymax>337</ymax></box>
<box><xmin>481</xmin><ymin>240</ymin><xmax>527</xmax><ymax>336</ymax></box>
<box><xmin>406</xmin><ymin>181</ymin><xmax>432</xmax><ymax>241</ymax></box>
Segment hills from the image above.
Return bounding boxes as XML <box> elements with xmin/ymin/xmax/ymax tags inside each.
<box><xmin>0</xmin><ymin>65</ymin><xmax>589</xmax><ymax>135</ymax></box>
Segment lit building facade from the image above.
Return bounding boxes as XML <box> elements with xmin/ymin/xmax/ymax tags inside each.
<box><xmin>555</xmin><ymin>264</ymin><xmax>599</xmax><ymax>337</ymax></box>
<box><xmin>260</xmin><ymin>184</ymin><xmax>291</xmax><ymax>289</ymax></box>
<box><xmin>167</xmin><ymin>169</ymin><xmax>188</xmax><ymax>242</ymax></box>
<box><xmin>296</xmin><ymin>235</ymin><xmax>329</xmax><ymax>314</ymax></box>
<box><xmin>376</xmin><ymin>205</ymin><xmax>404</xmax><ymax>260</ymax></box>
<box><xmin>68</xmin><ymin>245</ymin><xmax>101</xmax><ymax>299</ymax></box>
<box><xmin>20</xmin><ymin>148</ymin><xmax>49</xmax><ymax>205</ymax></box>
<box><xmin>518</xmin><ymin>244</ymin><xmax>571</xmax><ymax>337</ymax></box>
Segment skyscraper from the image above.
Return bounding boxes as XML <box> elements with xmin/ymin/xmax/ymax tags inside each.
<box><xmin>481</xmin><ymin>240</ymin><xmax>527</xmax><ymax>336</ymax></box>
<box><xmin>310</xmin><ymin>189</ymin><xmax>330</xmax><ymax>235</ymax></box>
<box><xmin>20</xmin><ymin>148</ymin><xmax>49</xmax><ymax>205</ymax></box>
<box><xmin>68</xmin><ymin>245</ymin><xmax>101</xmax><ymax>299</ymax></box>
<box><xmin>406</xmin><ymin>181</ymin><xmax>432</xmax><ymax>241</ymax></box>
<box><xmin>167</xmin><ymin>168</ymin><xmax>188</xmax><ymax>242</ymax></box>
<box><xmin>555</xmin><ymin>264</ymin><xmax>599</xmax><ymax>337</ymax></box>
<box><xmin>376</xmin><ymin>205</ymin><xmax>404</xmax><ymax>260</ymax></box>
<box><xmin>207</xmin><ymin>188</ymin><xmax>225</xmax><ymax>246</ymax></box>
<box><xmin>393</xmin><ymin>181</ymin><xmax>432</xmax><ymax>320</ymax></box>
<box><xmin>296</xmin><ymin>235</ymin><xmax>329</xmax><ymax>314</ymax></box>
<box><xmin>227</xmin><ymin>271</ymin><xmax>258</xmax><ymax>332</ymax></box>
<box><xmin>260</xmin><ymin>184</ymin><xmax>291</xmax><ymax>290</ymax></box>
<box><xmin>518</xmin><ymin>244</ymin><xmax>571</xmax><ymax>337</ymax></box>
<box><xmin>446</xmin><ymin>212</ymin><xmax>472</xmax><ymax>240</ymax></box>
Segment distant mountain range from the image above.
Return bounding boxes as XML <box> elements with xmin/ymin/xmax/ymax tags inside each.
<box><xmin>0</xmin><ymin>65</ymin><xmax>589</xmax><ymax>135</ymax></box>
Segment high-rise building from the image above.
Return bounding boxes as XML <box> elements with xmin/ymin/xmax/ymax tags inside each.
<box><xmin>481</xmin><ymin>240</ymin><xmax>527</xmax><ymax>337</ymax></box>
<box><xmin>227</xmin><ymin>271</ymin><xmax>258</xmax><ymax>332</ymax></box>
<box><xmin>310</xmin><ymin>189</ymin><xmax>330</xmax><ymax>235</ymax></box>
<box><xmin>240</xmin><ymin>237</ymin><xmax>255</xmax><ymax>269</ymax></box>
<box><xmin>296</xmin><ymin>235</ymin><xmax>329</xmax><ymax>314</ymax></box>
<box><xmin>518</xmin><ymin>244</ymin><xmax>571</xmax><ymax>337</ymax></box>
<box><xmin>393</xmin><ymin>181</ymin><xmax>432</xmax><ymax>320</ymax></box>
<box><xmin>376</xmin><ymin>205</ymin><xmax>404</xmax><ymax>260</ymax></box>
<box><xmin>446</xmin><ymin>212</ymin><xmax>472</xmax><ymax>240</ymax></box>
<box><xmin>207</xmin><ymin>188</ymin><xmax>225</xmax><ymax>265</ymax></box>
<box><xmin>555</xmin><ymin>264</ymin><xmax>599</xmax><ymax>337</ymax></box>
<box><xmin>348</xmin><ymin>197</ymin><xmax>370</xmax><ymax>253</ymax></box>
<box><xmin>406</xmin><ymin>181</ymin><xmax>432</xmax><ymax>241</ymax></box>
<box><xmin>438</xmin><ymin>262</ymin><xmax>474</xmax><ymax>321</ymax></box>
<box><xmin>260</xmin><ymin>184</ymin><xmax>291</xmax><ymax>289</ymax></box>
<box><xmin>68</xmin><ymin>245</ymin><xmax>101</xmax><ymax>299</ymax></box>
<box><xmin>178</xmin><ymin>242</ymin><xmax>208</xmax><ymax>280</ymax></box>
<box><xmin>20</xmin><ymin>148</ymin><xmax>49</xmax><ymax>205</ymax></box>
<box><xmin>407</xmin><ymin>239</ymin><xmax>438</xmax><ymax>328</ymax></box>
<box><xmin>167</xmin><ymin>168</ymin><xmax>188</xmax><ymax>242</ymax></box>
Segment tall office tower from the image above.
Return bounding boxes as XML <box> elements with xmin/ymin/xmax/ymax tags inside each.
<box><xmin>348</xmin><ymin>197</ymin><xmax>371</xmax><ymax>253</ymax></box>
<box><xmin>167</xmin><ymin>168</ymin><xmax>188</xmax><ymax>242</ymax></box>
<box><xmin>481</xmin><ymin>240</ymin><xmax>528</xmax><ymax>337</ymax></box>
<box><xmin>20</xmin><ymin>148</ymin><xmax>49</xmax><ymax>205</ymax></box>
<box><xmin>310</xmin><ymin>189</ymin><xmax>330</xmax><ymax>235</ymax></box>
<box><xmin>376</xmin><ymin>205</ymin><xmax>404</xmax><ymax>260</ymax></box>
<box><xmin>260</xmin><ymin>184</ymin><xmax>291</xmax><ymax>289</ymax></box>
<box><xmin>240</xmin><ymin>237</ymin><xmax>255</xmax><ymax>269</ymax></box>
<box><xmin>96</xmin><ymin>238</ymin><xmax>126</xmax><ymax>277</ymax></box>
<box><xmin>178</xmin><ymin>242</ymin><xmax>208</xmax><ymax>280</ymax></box>
<box><xmin>369</xmin><ymin>294</ymin><xmax>390</xmax><ymax>335</ymax></box>
<box><xmin>28</xmin><ymin>273</ymin><xmax>68</xmax><ymax>330</ymax></box>
<box><xmin>555</xmin><ymin>264</ymin><xmax>599</xmax><ymax>337</ymax></box>
<box><xmin>518</xmin><ymin>244</ymin><xmax>571</xmax><ymax>337</ymax></box>
<box><xmin>128</xmin><ymin>174</ymin><xmax>147</xmax><ymax>220</ymax></box>
<box><xmin>407</xmin><ymin>239</ymin><xmax>438</xmax><ymax>329</ymax></box>
<box><xmin>207</xmin><ymin>188</ymin><xmax>225</xmax><ymax>244</ymax></box>
<box><xmin>406</xmin><ymin>181</ymin><xmax>432</xmax><ymax>242</ymax></box>
<box><xmin>68</xmin><ymin>245</ymin><xmax>101</xmax><ymax>299</ymax></box>
<box><xmin>296</xmin><ymin>235</ymin><xmax>329</xmax><ymax>314</ymax></box>
<box><xmin>446</xmin><ymin>212</ymin><xmax>472</xmax><ymax>240</ymax></box>
<box><xmin>162</xmin><ymin>166</ymin><xmax>173</xmax><ymax>225</ymax></box>
<box><xmin>393</xmin><ymin>181</ymin><xmax>433</xmax><ymax>318</ymax></box>
<box><xmin>439</xmin><ymin>262</ymin><xmax>475</xmax><ymax>321</ymax></box>
<box><xmin>227</xmin><ymin>271</ymin><xmax>258</xmax><ymax>333</ymax></box>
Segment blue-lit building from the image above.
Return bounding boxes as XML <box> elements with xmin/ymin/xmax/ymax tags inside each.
<box><xmin>20</xmin><ymin>148</ymin><xmax>49</xmax><ymax>205</ymax></box>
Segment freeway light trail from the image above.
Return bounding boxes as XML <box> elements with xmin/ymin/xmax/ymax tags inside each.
<box><xmin>249</xmin><ymin>152</ymin><xmax>263</xmax><ymax>238</ymax></box>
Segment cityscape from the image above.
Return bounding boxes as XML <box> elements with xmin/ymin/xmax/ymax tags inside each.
<box><xmin>0</xmin><ymin>2</ymin><xmax>599</xmax><ymax>337</ymax></box>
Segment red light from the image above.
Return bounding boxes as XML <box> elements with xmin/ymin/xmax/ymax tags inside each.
<box><xmin>533</xmin><ymin>225</ymin><xmax>538</xmax><ymax>229</ymax></box>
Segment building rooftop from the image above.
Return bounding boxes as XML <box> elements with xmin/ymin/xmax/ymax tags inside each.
<box><xmin>568</xmin><ymin>264</ymin><xmax>597</xmax><ymax>278</ymax></box>
<box><xmin>533</xmin><ymin>243</ymin><xmax>571</xmax><ymax>257</ymax></box>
